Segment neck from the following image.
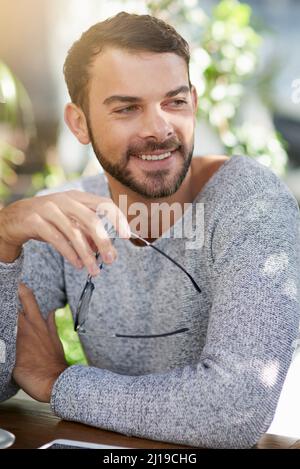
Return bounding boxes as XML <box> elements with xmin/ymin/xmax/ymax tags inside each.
<box><xmin>104</xmin><ymin>164</ymin><xmax>195</xmax><ymax>243</ymax></box>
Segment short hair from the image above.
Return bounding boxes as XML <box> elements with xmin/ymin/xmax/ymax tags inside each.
<box><xmin>63</xmin><ymin>11</ymin><xmax>191</xmax><ymax>112</ymax></box>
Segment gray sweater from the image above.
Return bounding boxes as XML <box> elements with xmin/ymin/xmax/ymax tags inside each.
<box><xmin>1</xmin><ymin>154</ymin><xmax>300</xmax><ymax>448</ymax></box>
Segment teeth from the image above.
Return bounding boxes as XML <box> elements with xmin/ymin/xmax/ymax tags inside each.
<box><xmin>139</xmin><ymin>152</ymin><xmax>171</xmax><ymax>161</ymax></box>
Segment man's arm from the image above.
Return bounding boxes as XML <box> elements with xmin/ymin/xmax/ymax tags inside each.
<box><xmin>0</xmin><ymin>241</ymin><xmax>67</xmax><ymax>402</ymax></box>
<box><xmin>0</xmin><ymin>189</ymin><xmax>130</xmax><ymax>402</ymax></box>
<box><xmin>49</xmin><ymin>191</ymin><xmax>300</xmax><ymax>448</ymax></box>
<box><xmin>13</xmin><ymin>283</ymin><xmax>68</xmax><ymax>402</ymax></box>
<box><xmin>0</xmin><ymin>253</ymin><xmax>23</xmax><ymax>401</ymax></box>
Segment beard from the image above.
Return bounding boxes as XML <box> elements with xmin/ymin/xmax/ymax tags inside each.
<box><xmin>86</xmin><ymin>118</ymin><xmax>194</xmax><ymax>199</ymax></box>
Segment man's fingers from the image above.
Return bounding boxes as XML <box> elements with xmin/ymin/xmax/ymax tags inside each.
<box><xmin>43</xmin><ymin>197</ymin><xmax>116</xmax><ymax>271</ymax></box>
<box><xmin>42</xmin><ymin>205</ymin><xmax>100</xmax><ymax>276</ymax></box>
<box><xmin>18</xmin><ymin>283</ymin><xmax>47</xmax><ymax>329</ymax></box>
<box><xmin>64</xmin><ymin>190</ymin><xmax>131</xmax><ymax>239</ymax></box>
<box><xmin>94</xmin><ymin>198</ymin><xmax>131</xmax><ymax>240</ymax></box>
<box><xmin>35</xmin><ymin>191</ymin><xmax>131</xmax><ymax>273</ymax></box>
<box><xmin>46</xmin><ymin>311</ymin><xmax>57</xmax><ymax>336</ymax></box>
<box><xmin>34</xmin><ymin>217</ymin><xmax>84</xmax><ymax>271</ymax></box>
<box><xmin>16</xmin><ymin>313</ymin><xmax>32</xmax><ymax>343</ymax></box>
<box><xmin>18</xmin><ymin>283</ymin><xmax>38</xmax><ymax>315</ymax></box>
<box><xmin>47</xmin><ymin>311</ymin><xmax>67</xmax><ymax>361</ymax></box>
<box><xmin>17</xmin><ymin>309</ymin><xmax>26</xmax><ymax>326</ymax></box>
<box><xmin>62</xmin><ymin>192</ymin><xmax>131</xmax><ymax>245</ymax></box>
<box><xmin>62</xmin><ymin>198</ymin><xmax>118</xmax><ymax>264</ymax></box>
<box><xmin>47</xmin><ymin>311</ymin><xmax>63</xmax><ymax>342</ymax></box>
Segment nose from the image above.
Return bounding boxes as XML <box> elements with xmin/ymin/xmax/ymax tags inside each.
<box><xmin>138</xmin><ymin>106</ymin><xmax>174</xmax><ymax>142</ymax></box>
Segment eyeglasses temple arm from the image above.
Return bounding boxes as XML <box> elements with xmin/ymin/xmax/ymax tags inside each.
<box><xmin>130</xmin><ymin>233</ymin><xmax>201</xmax><ymax>293</ymax></box>
<box><xmin>74</xmin><ymin>255</ymin><xmax>103</xmax><ymax>331</ymax></box>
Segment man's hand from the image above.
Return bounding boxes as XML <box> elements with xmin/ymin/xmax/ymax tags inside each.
<box><xmin>0</xmin><ymin>190</ymin><xmax>131</xmax><ymax>271</ymax></box>
<box><xmin>13</xmin><ymin>284</ymin><xmax>68</xmax><ymax>403</ymax></box>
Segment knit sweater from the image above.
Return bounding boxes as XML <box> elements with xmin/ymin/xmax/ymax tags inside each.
<box><xmin>1</xmin><ymin>154</ymin><xmax>300</xmax><ymax>448</ymax></box>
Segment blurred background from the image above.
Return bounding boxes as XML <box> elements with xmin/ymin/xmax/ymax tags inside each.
<box><xmin>1</xmin><ymin>0</ymin><xmax>300</xmax><ymax>207</ymax></box>
<box><xmin>1</xmin><ymin>0</ymin><xmax>300</xmax><ymax>436</ymax></box>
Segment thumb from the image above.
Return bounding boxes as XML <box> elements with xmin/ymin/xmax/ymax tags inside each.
<box><xmin>18</xmin><ymin>283</ymin><xmax>46</xmax><ymax>328</ymax></box>
<box><xmin>47</xmin><ymin>311</ymin><xmax>65</xmax><ymax>352</ymax></box>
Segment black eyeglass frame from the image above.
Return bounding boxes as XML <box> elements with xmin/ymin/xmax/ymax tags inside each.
<box><xmin>74</xmin><ymin>232</ymin><xmax>201</xmax><ymax>338</ymax></box>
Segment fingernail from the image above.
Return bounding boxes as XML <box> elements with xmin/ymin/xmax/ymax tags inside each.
<box><xmin>90</xmin><ymin>264</ymin><xmax>100</xmax><ymax>276</ymax></box>
<box><xmin>76</xmin><ymin>259</ymin><xmax>83</xmax><ymax>269</ymax></box>
<box><xmin>105</xmin><ymin>251</ymin><xmax>114</xmax><ymax>263</ymax></box>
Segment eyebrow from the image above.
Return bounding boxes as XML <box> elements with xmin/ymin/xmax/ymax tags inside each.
<box><xmin>102</xmin><ymin>85</ymin><xmax>190</xmax><ymax>106</ymax></box>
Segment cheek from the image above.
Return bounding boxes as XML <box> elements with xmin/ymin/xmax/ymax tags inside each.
<box><xmin>107</xmin><ymin>125</ymin><xmax>134</xmax><ymax>149</ymax></box>
<box><xmin>96</xmin><ymin>120</ymin><xmax>135</xmax><ymax>158</ymax></box>
<box><xmin>91</xmin><ymin>113</ymin><xmax>127</xmax><ymax>145</ymax></box>
<box><xmin>175</xmin><ymin>113</ymin><xmax>195</xmax><ymax>141</ymax></box>
<box><xmin>107</xmin><ymin>120</ymin><xmax>138</xmax><ymax>147</ymax></box>
<box><xmin>186</xmin><ymin>119</ymin><xmax>195</xmax><ymax>140</ymax></box>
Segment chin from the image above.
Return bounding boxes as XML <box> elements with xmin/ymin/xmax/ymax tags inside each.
<box><xmin>130</xmin><ymin>175</ymin><xmax>182</xmax><ymax>199</ymax></box>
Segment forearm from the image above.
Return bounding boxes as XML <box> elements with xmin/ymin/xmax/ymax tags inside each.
<box><xmin>50</xmin><ymin>192</ymin><xmax>300</xmax><ymax>448</ymax></box>
<box><xmin>50</xmin><ymin>356</ymin><xmax>280</xmax><ymax>449</ymax></box>
<box><xmin>0</xmin><ymin>209</ymin><xmax>22</xmax><ymax>263</ymax></box>
<box><xmin>0</xmin><ymin>238</ymin><xmax>22</xmax><ymax>264</ymax></box>
<box><xmin>0</xmin><ymin>251</ymin><xmax>24</xmax><ymax>401</ymax></box>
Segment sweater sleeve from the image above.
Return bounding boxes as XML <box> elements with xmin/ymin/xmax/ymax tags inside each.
<box><xmin>50</xmin><ymin>190</ymin><xmax>300</xmax><ymax>448</ymax></box>
<box><xmin>0</xmin><ymin>253</ymin><xmax>24</xmax><ymax>401</ymax></box>
<box><xmin>0</xmin><ymin>240</ymin><xmax>67</xmax><ymax>402</ymax></box>
<box><xmin>19</xmin><ymin>240</ymin><xmax>67</xmax><ymax>318</ymax></box>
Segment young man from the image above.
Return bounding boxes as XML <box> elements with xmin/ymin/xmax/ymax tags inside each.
<box><xmin>0</xmin><ymin>12</ymin><xmax>299</xmax><ymax>448</ymax></box>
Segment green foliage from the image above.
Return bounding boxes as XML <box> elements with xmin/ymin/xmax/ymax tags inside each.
<box><xmin>0</xmin><ymin>62</ymin><xmax>85</xmax><ymax>363</ymax></box>
<box><xmin>144</xmin><ymin>0</ymin><xmax>288</xmax><ymax>176</ymax></box>
<box><xmin>0</xmin><ymin>60</ymin><xmax>36</xmax><ymax>206</ymax></box>
<box><xmin>214</xmin><ymin>0</ymin><xmax>251</xmax><ymax>26</ymax></box>
<box><xmin>55</xmin><ymin>305</ymin><xmax>87</xmax><ymax>365</ymax></box>
<box><xmin>0</xmin><ymin>140</ymin><xmax>25</xmax><ymax>201</ymax></box>
<box><xmin>0</xmin><ymin>61</ymin><xmax>35</xmax><ymax>130</ymax></box>
<box><xmin>27</xmin><ymin>164</ymin><xmax>80</xmax><ymax>197</ymax></box>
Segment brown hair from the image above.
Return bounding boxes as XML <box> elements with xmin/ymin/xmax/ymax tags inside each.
<box><xmin>63</xmin><ymin>11</ymin><xmax>191</xmax><ymax>112</ymax></box>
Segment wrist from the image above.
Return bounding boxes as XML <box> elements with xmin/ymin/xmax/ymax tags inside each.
<box><xmin>0</xmin><ymin>237</ymin><xmax>22</xmax><ymax>263</ymax></box>
<box><xmin>43</xmin><ymin>366</ymin><xmax>68</xmax><ymax>403</ymax></box>
<box><xmin>0</xmin><ymin>210</ymin><xmax>22</xmax><ymax>263</ymax></box>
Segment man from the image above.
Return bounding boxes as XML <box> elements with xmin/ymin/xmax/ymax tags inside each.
<box><xmin>0</xmin><ymin>12</ymin><xmax>300</xmax><ymax>448</ymax></box>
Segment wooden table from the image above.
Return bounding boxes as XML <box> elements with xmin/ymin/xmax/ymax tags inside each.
<box><xmin>0</xmin><ymin>398</ymin><xmax>300</xmax><ymax>449</ymax></box>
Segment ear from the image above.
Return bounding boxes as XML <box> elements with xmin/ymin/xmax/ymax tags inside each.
<box><xmin>190</xmin><ymin>85</ymin><xmax>198</xmax><ymax>117</ymax></box>
<box><xmin>64</xmin><ymin>103</ymin><xmax>90</xmax><ymax>145</ymax></box>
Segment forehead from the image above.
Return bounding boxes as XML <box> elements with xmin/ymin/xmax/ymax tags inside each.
<box><xmin>89</xmin><ymin>47</ymin><xmax>189</xmax><ymax>99</ymax></box>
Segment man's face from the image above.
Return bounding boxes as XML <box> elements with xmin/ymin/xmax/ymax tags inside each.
<box><xmin>85</xmin><ymin>47</ymin><xmax>197</xmax><ymax>198</ymax></box>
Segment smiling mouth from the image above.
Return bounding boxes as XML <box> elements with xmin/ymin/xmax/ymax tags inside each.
<box><xmin>136</xmin><ymin>151</ymin><xmax>171</xmax><ymax>161</ymax></box>
<box><xmin>131</xmin><ymin>148</ymin><xmax>178</xmax><ymax>161</ymax></box>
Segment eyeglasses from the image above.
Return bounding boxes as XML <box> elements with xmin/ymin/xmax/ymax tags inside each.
<box><xmin>74</xmin><ymin>232</ymin><xmax>201</xmax><ymax>338</ymax></box>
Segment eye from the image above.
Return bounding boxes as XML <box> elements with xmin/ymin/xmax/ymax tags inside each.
<box><xmin>171</xmin><ymin>99</ymin><xmax>187</xmax><ymax>106</ymax></box>
<box><xmin>114</xmin><ymin>105</ymin><xmax>139</xmax><ymax>114</ymax></box>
